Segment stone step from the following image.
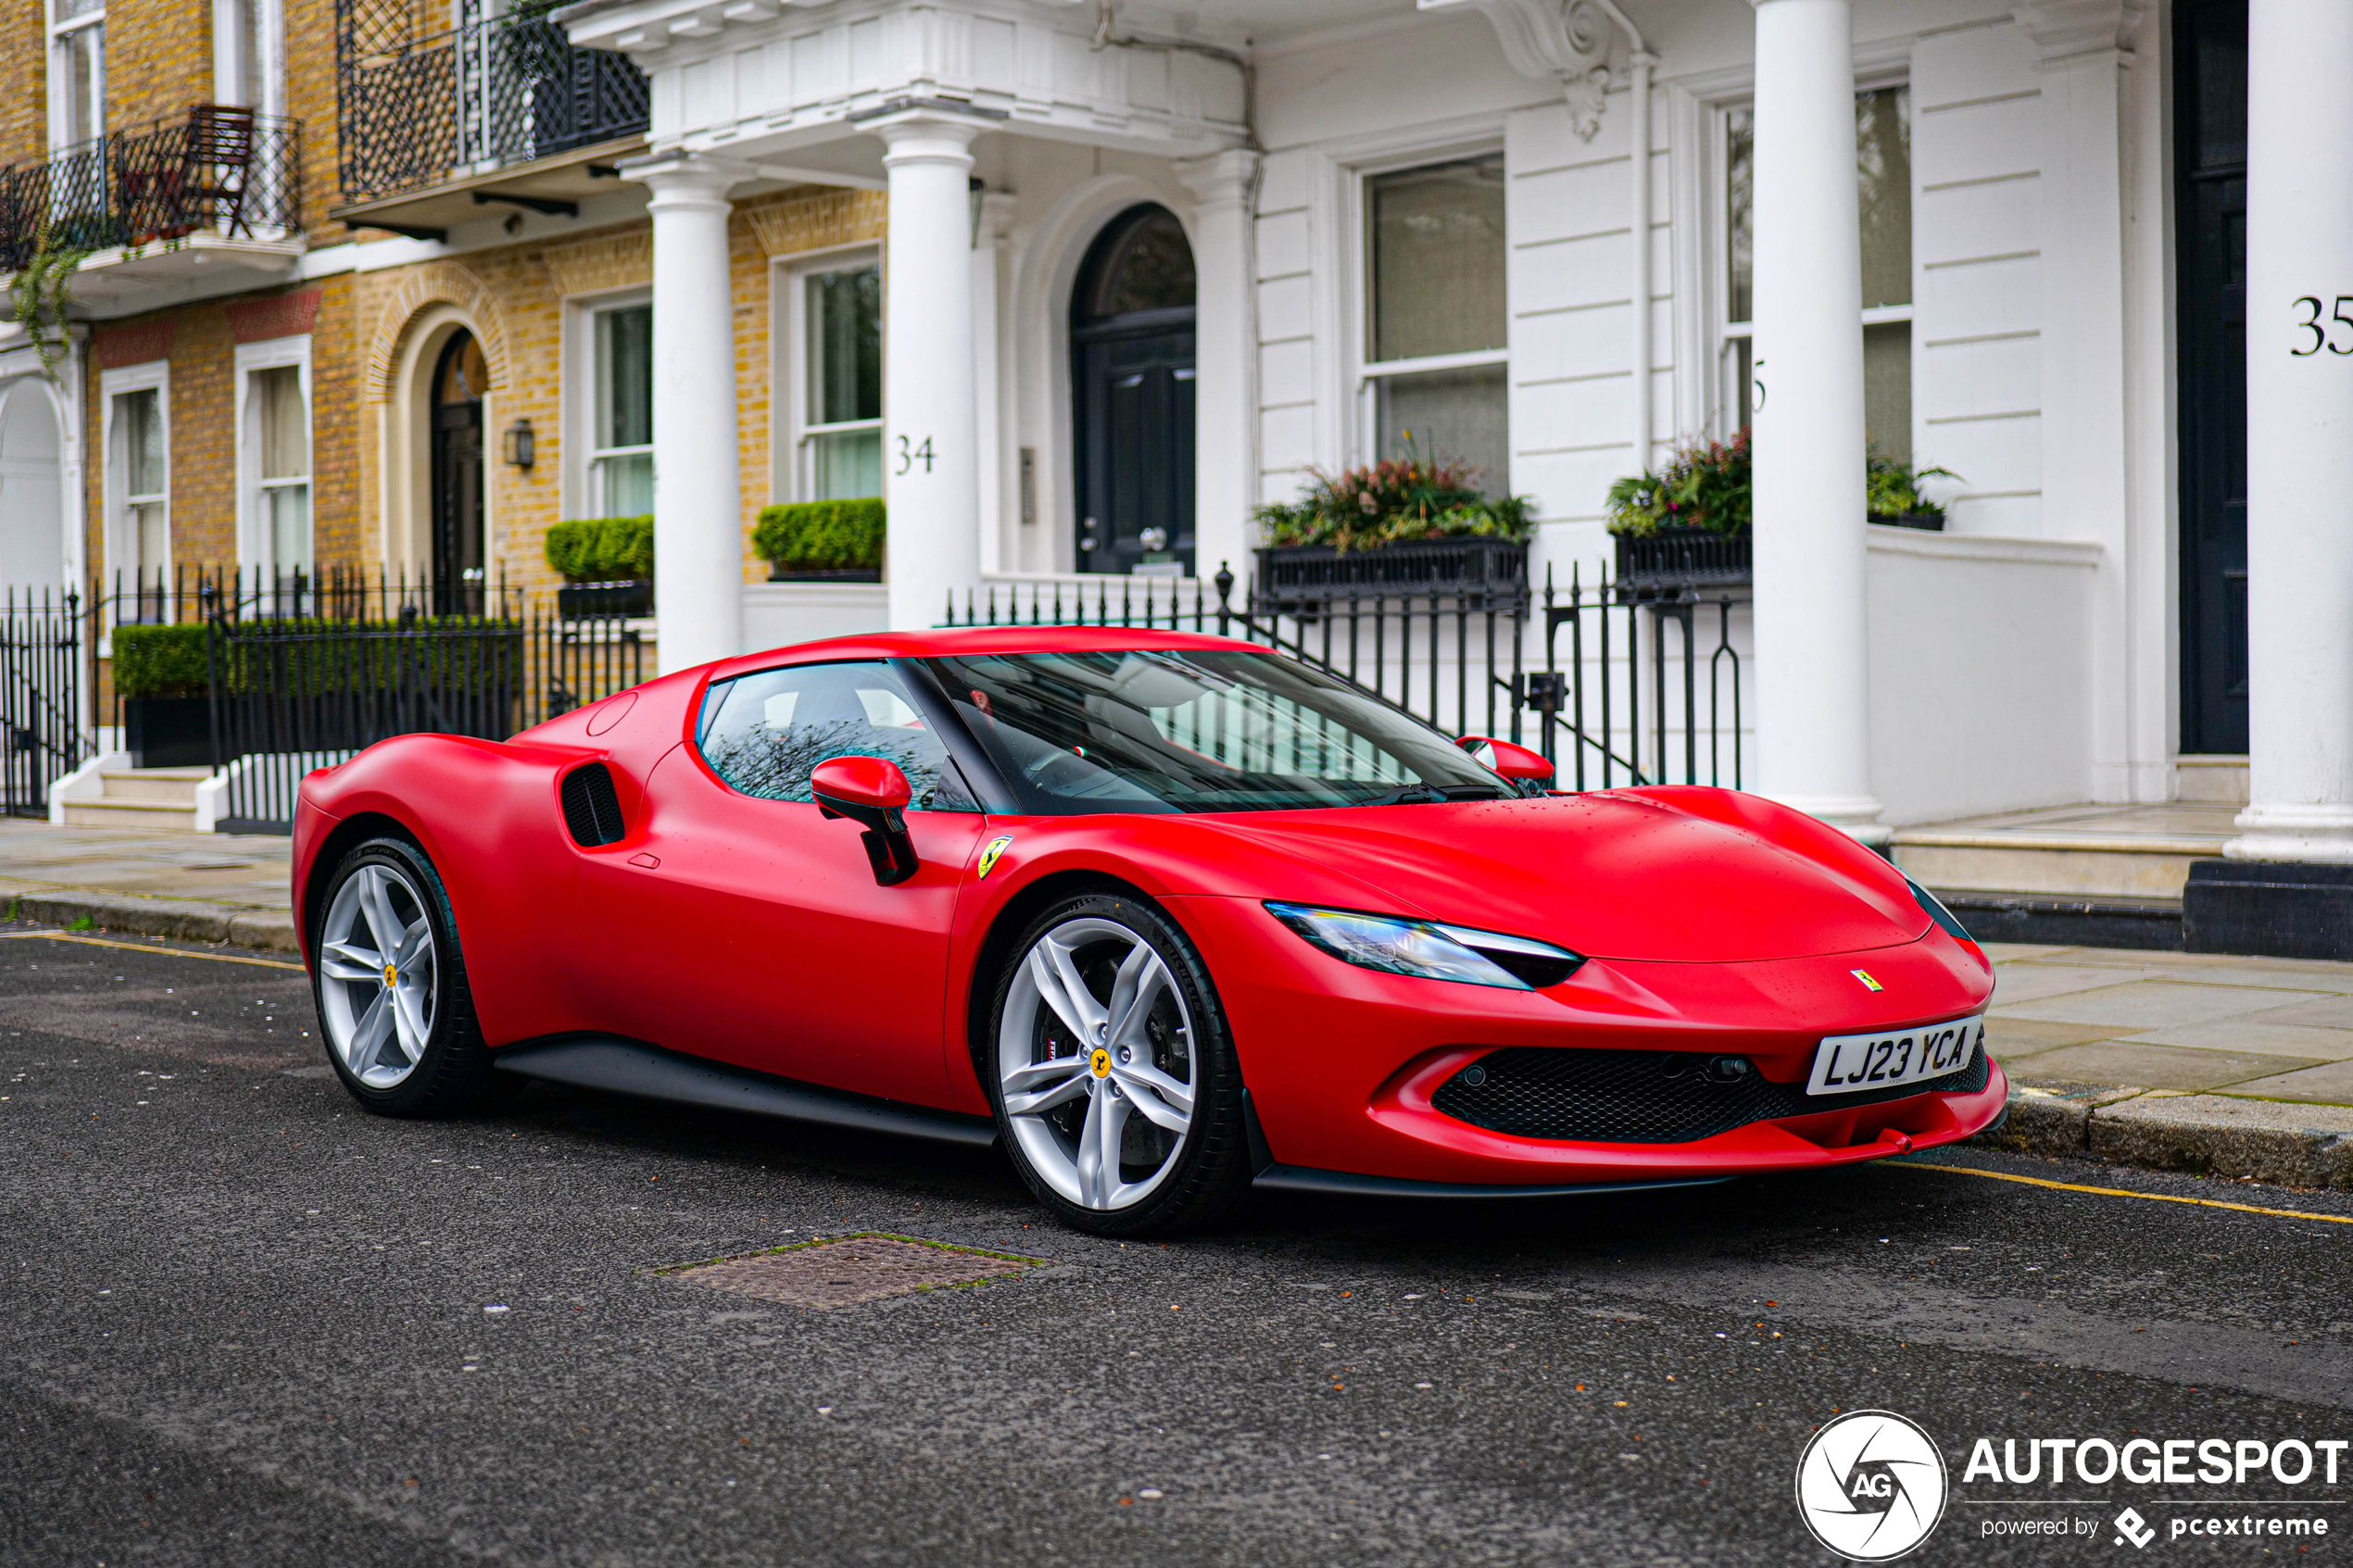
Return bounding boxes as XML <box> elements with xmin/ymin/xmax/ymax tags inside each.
<box><xmin>1892</xmin><ymin>803</ymin><xmax>2238</xmax><ymax>900</ymax></box>
<box><xmin>2177</xmin><ymin>754</ymin><xmax>2250</xmax><ymax>806</ymax></box>
<box><xmin>99</xmin><ymin>767</ymin><xmax>209</xmax><ymax>805</ymax></box>
<box><xmin>60</xmin><ymin>797</ymin><xmax>200</xmax><ymax>831</ymax></box>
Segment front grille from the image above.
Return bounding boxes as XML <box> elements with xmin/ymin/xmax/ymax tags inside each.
<box><xmin>1431</xmin><ymin>1044</ymin><xmax>1990</xmax><ymax>1145</ymax></box>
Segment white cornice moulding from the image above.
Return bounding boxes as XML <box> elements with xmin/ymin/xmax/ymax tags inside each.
<box><xmin>2010</xmin><ymin>0</ymin><xmax>2144</xmax><ymax>66</ymax></box>
<box><xmin>1418</xmin><ymin>0</ymin><xmax>1614</xmax><ymax>140</ymax></box>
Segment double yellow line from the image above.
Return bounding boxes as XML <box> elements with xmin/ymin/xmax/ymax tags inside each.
<box><xmin>1903</xmin><ymin>1159</ymin><xmax>2353</xmax><ymax>1226</ymax></box>
<box><xmin>0</xmin><ymin>929</ymin><xmax>305</xmax><ymax>971</ymax></box>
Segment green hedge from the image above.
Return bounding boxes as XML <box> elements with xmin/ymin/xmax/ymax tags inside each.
<box><xmin>754</xmin><ymin>497</ymin><xmax>885</xmax><ymax>571</ymax></box>
<box><xmin>112</xmin><ymin>623</ymin><xmax>211</xmax><ymax>699</ymax></box>
<box><xmin>545</xmin><ymin>515</ymin><xmax>653</xmax><ymax>583</ymax></box>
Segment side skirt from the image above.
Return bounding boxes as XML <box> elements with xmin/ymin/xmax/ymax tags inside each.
<box><xmin>1251</xmin><ymin>1164</ymin><xmax>1733</xmax><ymax>1200</ymax></box>
<box><xmin>493</xmin><ymin>1035</ymin><xmax>1000</xmax><ymax>1151</ymax></box>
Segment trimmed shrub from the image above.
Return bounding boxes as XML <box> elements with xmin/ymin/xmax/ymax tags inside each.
<box><xmin>545</xmin><ymin>515</ymin><xmax>653</xmax><ymax>583</ymax></box>
<box><xmin>111</xmin><ymin>623</ymin><xmax>211</xmax><ymax>699</ymax></box>
<box><xmin>754</xmin><ymin>497</ymin><xmax>886</xmax><ymax>571</ymax></box>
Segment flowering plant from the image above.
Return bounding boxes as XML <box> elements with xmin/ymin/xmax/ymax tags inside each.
<box><xmin>1605</xmin><ymin>430</ymin><xmax>1751</xmax><ymax>538</ymax></box>
<box><xmin>1254</xmin><ymin>447</ymin><xmax>1531</xmax><ymax>554</ymax></box>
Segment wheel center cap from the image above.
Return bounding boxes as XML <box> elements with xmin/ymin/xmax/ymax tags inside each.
<box><xmin>382</xmin><ymin>963</ymin><xmax>397</xmax><ymax>987</ymax></box>
<box><xmin>1088</xmin><ymin>1047</ymin><xmax>1112</xmax><ymax>1079</ymax></box>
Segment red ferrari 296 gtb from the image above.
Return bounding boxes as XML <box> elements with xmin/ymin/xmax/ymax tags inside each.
<box><xmin>292</xmin><ymin>627</ymin><xmax>2004</xmax><ymax>1236</ymax></box>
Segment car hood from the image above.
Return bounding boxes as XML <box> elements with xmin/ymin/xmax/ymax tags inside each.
<box><xmin>1185</xmin><ymin>790</ymin><xmax>1930</xmax><ymax>963</ymax></box>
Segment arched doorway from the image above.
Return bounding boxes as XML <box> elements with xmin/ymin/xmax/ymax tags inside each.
<box><xmin>431</xmin><ymin>330</ymin><xmax>487</xmax><ymax>609</ymax></box>
<box><xmin>1071</xmin><ymin>205</ymin><xmax>1195</xmax><ymax>575</ymax></box>
<box><xmin>0</xmin><ymin>383</ymin><xmax>64</xmax><ymax>596</ymax></box>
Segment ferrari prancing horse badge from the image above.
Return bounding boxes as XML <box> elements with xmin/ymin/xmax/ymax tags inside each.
<box><xmin>976</xmin><ymin>834</ymin><xmax>1014</xmax><ymax>880</ymax></box>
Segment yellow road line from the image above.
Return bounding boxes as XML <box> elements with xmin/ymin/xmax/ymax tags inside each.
<box><xmin>1902</xmin><ymin>1160</ymin><xmax>2353</xmax><ymax>1225</ymax></box>
<box><xmin>0</xmin><ymin>931</ymin><xmax>305</xmax><ymax>972</ymax></box>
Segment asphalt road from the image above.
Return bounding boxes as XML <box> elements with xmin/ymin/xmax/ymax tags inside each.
<box><xmin>3</xmin><ymin>924</ymin><xmax>2348</xmax><ymax>1567</ymax></box>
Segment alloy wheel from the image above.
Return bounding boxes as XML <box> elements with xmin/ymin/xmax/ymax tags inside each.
<box><xmin>998</xmin><ymin>915</ymin><xmax>1197</xmax><ymax>1211</ymax></box>
<box><xmin>317</xmin><ymin>862</ymin><xmax>438</xmax><ymax>1089</ymax></box>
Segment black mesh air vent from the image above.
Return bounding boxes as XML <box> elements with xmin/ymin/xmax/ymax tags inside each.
<box><xmin>1431</xmin><ymin>1044</ymin><xmax>1990</xmax><ymax>1145</ymax></box>
<box><xmin>560</xmin><ymin>763</ymin><xmax>626</xmax><ymax>847</ymax></box>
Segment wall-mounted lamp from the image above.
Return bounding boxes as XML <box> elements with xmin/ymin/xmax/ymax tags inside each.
<box><xmin>503</xmin><ymin>417</ymin><xmax>535</xmax><ymax>470</ymax></box>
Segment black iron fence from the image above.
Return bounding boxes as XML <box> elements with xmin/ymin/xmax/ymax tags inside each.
<box><xmin>338</xmin><ymin>0</ymin><xmax>650</xmax><ymax>204</ymax></box>
<box><xmin>0</xmin><ymin>589</ymin><xmax>86</xmax><ymax>819</ymax></box>
<box><xmin>75</xmin><ymin>567</ymin><xmax>647</xmax><ymax>832</ymax></box>
<box><xmin>942</xmin><ymin>564</ymin><xmax>1750</xmax><ymax>793</ymax></box>
<box><xmin>0</xmin><ymin>107</ymin><xmax>301</xmax><ymax>272</ymax></box>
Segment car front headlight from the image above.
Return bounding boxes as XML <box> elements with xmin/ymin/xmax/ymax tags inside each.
<box><xmin>1265</xmin><ymin>902</ymin><xmax>1583</xmax><ymax>990</ymax></box>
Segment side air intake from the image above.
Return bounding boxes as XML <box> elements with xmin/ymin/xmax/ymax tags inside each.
<box><xmin>560</xmin><ymin>763</ymin><xmax>626</xmax><ymax>847</ymax></box>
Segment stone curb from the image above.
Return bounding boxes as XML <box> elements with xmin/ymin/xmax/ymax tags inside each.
<box><xmin>1</xmin><ymin>889</ymin><xmax>299</xmax><ymax>954</ymax></box>
<box><xmin>1969</xmin><ymin>1083</ymin><xmax>2353</xmax><ymax>1189</ymax></box>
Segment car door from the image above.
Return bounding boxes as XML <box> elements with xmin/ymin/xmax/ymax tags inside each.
<box><xmin>580</xmin><ymin>659</ymin><xmax>988</xmax><ymax>1109</ymax></box>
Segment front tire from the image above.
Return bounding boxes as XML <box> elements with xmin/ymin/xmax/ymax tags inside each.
<box><xmin>984</xmin><ymin>891</ymin><xmax>1252</xmax><ymax>1236</ymax></box>
<box><xmin>311</xmin><ymin>835</ymin><xmax>501</xmax><ymax>1117</ymax></box>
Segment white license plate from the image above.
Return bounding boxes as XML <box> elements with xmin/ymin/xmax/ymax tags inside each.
<box><xmin>1806</xmin><ymin>1015</ymin><xmax>1982</xmax><ymax>1097</ymax></box>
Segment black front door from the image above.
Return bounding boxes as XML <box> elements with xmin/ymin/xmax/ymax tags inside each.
<box><xmin>431</xmin><ymin>331</ymin><xmax>487</xmax><ymax>613</ymax></box>
<box><xmin>2176</xmin><ymin>0</ymin><xmax>2248</xmax><ymax>755</ymax></box>
<box><xmin>1072</xmin><ymin>206</ymin><xmax>1197</xmax><ymax>575</ymax></box>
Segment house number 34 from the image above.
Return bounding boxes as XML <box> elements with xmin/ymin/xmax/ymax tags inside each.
<box><xmin>896</xmin><ymin>435</ymin><xmax>937</xmax><ymax>473</ymax></box>
<box><xmin>2289</xmin><ymin>296</ymin><xmax>2353</xmax><ymax>355</ymax></box>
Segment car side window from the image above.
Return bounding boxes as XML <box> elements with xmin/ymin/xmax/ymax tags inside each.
<box><xmin>696</xmin><ymin>661</ymin><xmax>974</xmax><ymax>810</ymax></box>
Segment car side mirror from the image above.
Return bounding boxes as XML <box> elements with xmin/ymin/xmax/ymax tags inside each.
<box><xmin>811</xmin><ymin>756</ymin><xmax>920</xmax><ymax>886</ymax></box>
<box><xmin>1457</xmin><ymin>734</ymin><xmax>1557</xmax><ymax>795</ymax></box>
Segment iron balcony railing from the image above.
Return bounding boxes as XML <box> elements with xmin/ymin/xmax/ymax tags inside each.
<box><xmin>337</xmin><ymin>0</ymin><xmax>650</xmax><ymax>204</ymax></box>
<box><xmin>0</xmin><ymin>107</ymin><xmax>301</xmax><ymax>272</ymax></box>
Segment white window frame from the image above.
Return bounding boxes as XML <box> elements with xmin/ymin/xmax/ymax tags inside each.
<box><xmin>783</xmin><ymin>244</ymin><xmax>883</xmax><ymax>503</ymax></box>
<box><xmin>1713</xmin><ymin>74</ymin><xmax>1915</xmax><ymax>441</ymax></box>
<box><xmin>100</xmin><ymin>359</ymin><xmax>170</xmax><ymax>592</ymax></box>
<box><xmin>212</xmin><ymin>0</ymin><xmax>283</xmax><ymax>116</ymax></box>
<box><xmin>234</xmin><ymin>334</ymin><xmax>311</xmax><ymax>579</ymax></box>
<box><xmin>563</xmin><ymin>286</ymin><xmax>653</xmax><ymax>520</ymax></box>
<box><xmin>46</xmin><ymin>0</ymin><xmax>105</xmax><ymax>154</ymax></box>
<box><xmin>1345</xmin><ymin>140</ymin><xmax>1511</xmax><ymax>475</ymax></box>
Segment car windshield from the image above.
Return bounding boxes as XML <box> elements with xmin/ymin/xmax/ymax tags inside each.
<box><xmin>919</xmin><ymin>647</ymin><xmax>1512</xmax><ymax>814</ymax></box>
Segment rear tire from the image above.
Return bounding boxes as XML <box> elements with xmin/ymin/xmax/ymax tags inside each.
<box><xmin>983</xmin><ymin>891</ymin><xmax>1252</xmax><ymax>1236</ymax></box>
<box><xmin>309</xmin><ymin>835</ymin><xmax>502</xmax><ymax>1118</ymax></box>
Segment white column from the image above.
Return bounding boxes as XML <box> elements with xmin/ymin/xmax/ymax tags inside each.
<box><xmin>643</xmin><ymin>156</ymin><xmax>746</xmax><ymax>675</ymax></box>
<box><xmin>2231</xmin><ymin>0</ymin><xmax>2353</xmax><ymax>862</ymax></box>
<box><xmin>973</xmin><ymin>190</ymin><xmax>1016</xmax><ymax>578</ymax></box>
<box><xmin>1748</xmin><ymin>0</ymin><xmax>1883</xmax><ymax>842</ymax></box>
<box><xmin>1176</xmin><ymin>148</ymin><xmax>1261</xmax><ymax>586</ymax></box>
<box><xmin>2014</xmin><ymin>3</ymin><xmax>2144</xmax><ymax>802</ymax></box>
<box><xmin>1628</xmin><ymin>49</ymin><xmax>1655</xmax><ymax>475</ymax></box>
<box><xmin>876</xmin><ymin>114</ymin><xmax>983</xmax><ymax>632</ymax></box>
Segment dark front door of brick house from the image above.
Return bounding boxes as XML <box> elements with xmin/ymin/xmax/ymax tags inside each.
<box><xmin>2176</xmin><ymin>0</ymin><xmax>2248</xmax><ymax>756</ymax></box>
<box><xmin>431</xmin><ymin>330</ymin><xmax>487</xmax><ymax>614</ymax></box>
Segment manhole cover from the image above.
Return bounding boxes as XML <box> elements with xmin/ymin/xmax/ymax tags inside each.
<box><xmin>661</xmin><ymin>1234</ymin><xmax>1045</xmax><ymax>1310</ymax></box>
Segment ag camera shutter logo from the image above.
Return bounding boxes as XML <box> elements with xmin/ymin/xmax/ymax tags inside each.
<box><xmin>1794</xmin><ymin>1410</ymin><xmax>1949</xmax><ymax>1561</ymax></box>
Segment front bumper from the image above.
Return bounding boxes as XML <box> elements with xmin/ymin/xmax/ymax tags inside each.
<box><xmin>1174</xmin><ymin>895</ymin><xmax>2007</xmax><ymax>1189</ymax></box>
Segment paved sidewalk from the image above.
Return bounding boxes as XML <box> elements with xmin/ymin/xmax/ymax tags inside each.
<box><xmin>4</xmin><ymin>818</ymin><xmax>2352</xmax><ymax>1183</ymax></box>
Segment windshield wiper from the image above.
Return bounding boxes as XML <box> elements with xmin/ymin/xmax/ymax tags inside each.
<box><xmin>1349</xmin><ymin>784</ymin><xmax>1449</xmax><ymax>807</ymax></box>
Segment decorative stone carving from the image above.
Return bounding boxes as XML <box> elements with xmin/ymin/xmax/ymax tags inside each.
<box><xmin>1422</xmin><ymin>0</ymin><xmax>1615</xmax><ymax>140</ymax></box>
<box><xmin>2011</xmin><ymin>1</ymin><xmax>2145</xmax><ymax>66</ymax></box>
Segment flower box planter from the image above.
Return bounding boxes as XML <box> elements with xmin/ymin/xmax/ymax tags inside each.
<box><xmin>555</xmin><ymin>579</ymin><xmax>652</xmax><ymax>620</ymax></box>
<box><xmin>767</xmin><ymin>564</ymin><xmax>882</xmax><ymax>583</ymax></box>
<box><xmin>1613</xmin><ymin>526</ymin><xmax>1752</xmax><ymax>592</ymax></box>
<box><xmin>1871</xmin><ymin>511</ymin><xmax>1944</xmax><ymax>532</ymax></box>
<box><xmin>1252</xmin><ymin>535</ymin><xmax>1529</xmax><ymax>611</ymax></box>
<box><xmin>123</xmin><ymin>696</ymin><xmax>214</xmax><ymax>768</ymax></box>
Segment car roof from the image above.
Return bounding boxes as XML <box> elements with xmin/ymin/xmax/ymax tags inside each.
<box><xmin>705</xmin><ymin>624</ymin><xmax>1265</xmax><ymax>681</ymax></box>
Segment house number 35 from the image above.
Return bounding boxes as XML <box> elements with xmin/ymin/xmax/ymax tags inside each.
<box><xmin>2290</xmin><ymin>296</ymin><xmax>2353</xmax><ymax>356</ymax></box>
<box><xmin>896</xmin><ymin>435</ymin><xmax>937</xmax><ymax>473</ymax></box>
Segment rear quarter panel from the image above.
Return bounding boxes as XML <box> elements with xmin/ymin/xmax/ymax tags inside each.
<box><xmin>297</xmin><ymin>734</ymin><xmax>605</xmax><ymax>1047</ymax></box>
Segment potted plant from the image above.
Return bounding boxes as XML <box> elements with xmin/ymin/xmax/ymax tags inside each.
<box><xmin>754</xmin><ymin>498</ymin><xmax>885</xmax><ymax>583</ymax></box>
<box><xmin>1250</xmin><ymin>450</ymin><xmax>1532</xmax><ymax>607</ymax></box>
<box><xmin>545</xmin><ymin>515</ymin><xmax>653</xmax><ymax>619</ymax></box>
<box><xmin>1605</xmin><ymin>430</ymin><xmax>1753</xmax><ymax>591</ymax></box>
<box><xmin>1868</xmin><ymin>451</ymin><xmax>1961</xmax><ymax>531</ymax></box>
<box><xmin>112</xmin><ymin>622</ymin><xmax>214</xmax><ymax>767</ymax></box>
